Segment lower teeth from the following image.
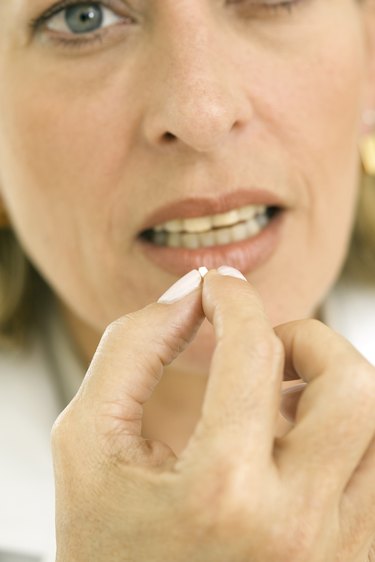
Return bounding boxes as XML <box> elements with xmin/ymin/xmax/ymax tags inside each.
<box><xmin>143</xmin><ymin>208</ymin><xmax>277</xmax><ymax>249</ymax></box>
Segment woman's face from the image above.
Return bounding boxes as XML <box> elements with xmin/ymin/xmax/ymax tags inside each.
<box><xmin>0</xmin><ymin>0</ymin><xmax>373</xmax><ymax>372</ymax></box>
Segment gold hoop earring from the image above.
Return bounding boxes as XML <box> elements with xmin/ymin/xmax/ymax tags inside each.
<box><xmin>361</xmin><ymin>110</ymin><xmax>375</xmax><ymax>176</ymax></box>
<box><xmin>0</xmin><ymin>204</ymin><xmax>10</xmax><ymax>228</ymax></box>
<box><xmin>360</xmin><ymin>133</ymin><xmax>375</xmax><ymax>176</ymax></box>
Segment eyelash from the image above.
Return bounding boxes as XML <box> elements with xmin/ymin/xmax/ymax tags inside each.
<box><xmin>29</xmin><ymin>0</ymin><xmax>301</xmax><ymax>50</ymax></box>
<box><xmin>29</xmin><ymin>0</ymin><xmax>131</xmax><ymax>49</ymax></box>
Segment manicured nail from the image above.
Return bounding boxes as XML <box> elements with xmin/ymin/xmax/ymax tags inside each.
<box><xmin>217</xmin><ymin>265</ymin><xmax>247</xmax><ymax>281</ymax></box>
<box><xmin>280</xmin><ymin>383</ymin><xmax>308</xmax><ymax>423</ymax></box>
<box><xmin>157</xmin><ymin>269</ymin><xmax>203</xmax><ymax>304</ymax></box>
<box><xmin>281</xmin><ymin>382</ymin><xmax>308</xmax><ymax>396</ymax></box>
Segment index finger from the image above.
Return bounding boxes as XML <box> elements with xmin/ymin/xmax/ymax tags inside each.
<box><xmin>188</xmin><ymin>267</ymin><xmax>284</xmax><ymax>465</ymax></box>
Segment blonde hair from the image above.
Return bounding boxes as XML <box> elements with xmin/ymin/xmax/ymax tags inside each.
<box><xmin>343</xmin><ymin>173</ymin><xmax>375</xmax><ymax>281</ymax></box>
<box><xmin>0</xmin><ymin>231</ymin><xmax>48</xmax><ymax>348</ymax></box>
<box><xmin>0</xmin><ymin>173</ymin><xmax>374</xmax><ymax>347</ymax></box>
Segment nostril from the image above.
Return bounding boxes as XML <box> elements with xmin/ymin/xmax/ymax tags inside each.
<box><xmin>163</xmin><ymin>132</ymin><xmax>177</xmax><ymax>143</ymax></box>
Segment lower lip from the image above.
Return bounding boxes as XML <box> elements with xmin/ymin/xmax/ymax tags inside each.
<box><xmin>136</xmin><ymin>211</ymin><xmax>286</xmax><ymax>277</ymax></box>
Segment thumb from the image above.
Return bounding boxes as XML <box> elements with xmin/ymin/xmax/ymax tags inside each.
<box><xmin>67</xmin><ymin>269</ymin><xmax>205</xmax><ymax>461</ymax></box>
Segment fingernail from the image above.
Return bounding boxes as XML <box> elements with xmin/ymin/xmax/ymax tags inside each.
<box><xmin>217</xmin><ymin>265</ymin><xmax>247</xmax><ymax>281</ymax></box>
<box><xmin>280</xmin><ymin>383</ymin><xmax>308</xmax><ymax>423</ymax></box>
<box><xmin>157</xmin><ymin>269</ymin><xmax>203</xmax><ymax>304</ymax></box>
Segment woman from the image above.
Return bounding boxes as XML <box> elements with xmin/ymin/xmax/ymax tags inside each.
<box><xmin>1</xmin><ymin>0</ymin><xmax>375</xmax><ymax>560</ymax></box>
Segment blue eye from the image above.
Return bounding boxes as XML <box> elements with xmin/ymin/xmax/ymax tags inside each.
<box><xmin>62</xmin><ymin>5</ymin><xmax>102</xmax><ymax>34</ymax></box>
<box><xmin>44</xmin><ymin>3</ymin><xmax>122</xmax><ymax>35</ymax></box>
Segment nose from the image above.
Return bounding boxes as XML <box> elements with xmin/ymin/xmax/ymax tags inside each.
<box><xmin>141</xmin><ymin>19</ymin><xmax>254</xmax><ymax>153</ymax></box>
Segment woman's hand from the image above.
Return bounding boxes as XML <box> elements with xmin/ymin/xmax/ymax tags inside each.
<box><xmin>52</xmin><ymin>269</ymin><xmax>375</xmax><ymax>562</ymax></box>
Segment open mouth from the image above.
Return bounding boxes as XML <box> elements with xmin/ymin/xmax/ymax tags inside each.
<box><xmin>139</xmin><ymin>205</ymin><xmax>282</xmax><ymax>249</ymax></box>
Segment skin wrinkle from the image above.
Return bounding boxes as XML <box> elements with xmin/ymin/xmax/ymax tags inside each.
<box><xmin>2</xmin><ymin>5</ymin><xmax>375</xmax><ymax>561</ymax></box>
<box><xmin>0</xmin><ymin>0</ymin><xmax>374</xmax><ymax>451</ymax></box>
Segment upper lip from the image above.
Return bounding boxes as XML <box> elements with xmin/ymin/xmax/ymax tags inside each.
<box><xmin>138</xmin><ymin>188</ymin><xmax>286</xmax><ymax>233</ymax></box>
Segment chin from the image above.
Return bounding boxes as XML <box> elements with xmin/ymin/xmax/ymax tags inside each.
<box><xmin>170</xmin><ymin>295</ymin><xmax>320</xmax><ymax>377</ymax></box>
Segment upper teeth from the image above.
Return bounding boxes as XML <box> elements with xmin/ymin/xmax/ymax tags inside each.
<box><xmin>154</xmin><ymin>204</ymin><xmax>267</xmax><ymax>234</ymax></box>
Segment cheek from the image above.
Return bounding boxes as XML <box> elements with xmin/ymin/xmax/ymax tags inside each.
<box><xmin>239</xmin><ymin>25</ymin><xmax>365</xmax><ymax>323</ymax></box>
<box><xmin>0</xmin><ymin>61</ymin><xmax>140</xmax><ymax>256</ymax></box>
<box><xmin>245</xmin><ymin>8</ymin><xmax>365</xmax><ymax>178</ymax></box>
<box><xmin>288</xmin><ymin>41</ymin><xmax>363</xmax><ymax>262</ymax></box>
<box><xmin>232</xmin><ymin>13</ymin><xmax>366</xmax><ymax>280</ymax></box>
<box><xmin>258</xmin><ymin>39</ymin><xmax>364</xmax><ymax>174</ymax></box>
<box><xmin>0</xmin><ymin>60</ymin><xmax>147</xmax><ymax>327</ymax></box>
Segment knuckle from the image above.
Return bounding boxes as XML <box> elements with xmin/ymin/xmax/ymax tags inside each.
<box><xmin>355</xmin><ymin>363</ymin><xmax>375</xmax><ymax>396</ymax></box>
<box><xmin>51</xmin><ymin>397</ymin><xmax>87</xmax><ymax>459</ymax></box>
<box><xmin>51</xmin><ymin>404</ymin><xmax>73</xmax><ymax>444</ymax></box>
<box><xmin>102</xmin><ymin>314</ymin><xmax>137</xmax><ymax>340</ymax></box>
<box><xmin>50</xmin><ymin>415</ymin><xmax>63</xmax><ymax>447</ymax></box>
<box><xmin>303</xmin><ymin>317</ymin><xmax>326</xmax><ymax>330</ymax></box>
<box><xmin>265</xmin><ymin>499</ymin><xmax>331</xmax><ymax>561</ymax></box>
<box><xmin>335</xmin><ymin>358</ymin><xmax>375</xmax><ymax>405</ymax></box>
<box><xmin>250</xmin><ymin>332</ymin><xmax>284</xmax><ymax>362</ymax></box>
<box><xmin>348</xmin><ymin>364</ymin><xmax>375</xmax><ymax>417</ymax></box>
<box><xmin>295</xmin><ymin>317</ymin><xmax>331</xmax><ymax>344</ymax></box>
<box><xmin>50</xmin><ymin>404</ymin><xmax>78</xmax><ymax>461</ymax></box>
<box><xmin>300</xmin><ymin>317</ymin><xmax>328</xmax><ymax>333</ymax></box>
<box><xmin>182</xmin><ymin>462</ymin><xmax>259</xmax><ymax>539</ymax></box>
<box><xmin>97</xmin><ymin>313</ymin><xmax>146</xmax><ymax>357</ymax></box>
<box><xmin>180</xmin><ymin>465</ymin><xmax>329</xmax><ymax>561</ymax></box>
